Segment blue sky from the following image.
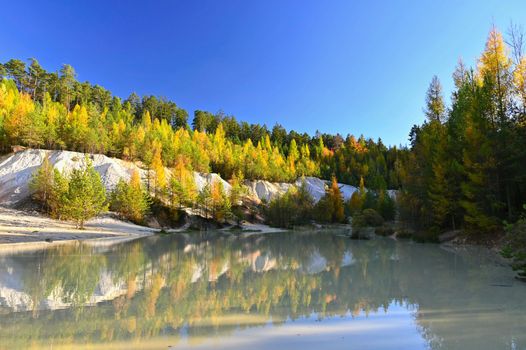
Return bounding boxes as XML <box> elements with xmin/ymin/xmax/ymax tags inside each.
<box><xmin>2</xmin><ymin>0</ymin><xmax>526</xmax><ymax>146</ymax></box>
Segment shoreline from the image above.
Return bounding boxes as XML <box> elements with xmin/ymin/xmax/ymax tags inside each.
<box><xmin>0</xmin><ymin>207</ymin><xmax>289</xmax><ymax>252</ymax></box>
<box><xmin>0</xmin><ymin>206</ymin><xmax>507</xmax><ymax>265</ymax></box>
<box><xmin>0</xmin><ymin>207</ymin><xmax>156</xmax><ymax>252</ymax></box>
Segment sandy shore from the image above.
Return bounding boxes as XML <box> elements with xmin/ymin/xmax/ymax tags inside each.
<box><xmin>0</xmin><ymin>207</ymin><xmax>288</xmax><ymax>253</ymax></box>
<box><xmin>0</xmin><ymin>207</ymin><xmax>156</xmax><ymax>251</ymax></box>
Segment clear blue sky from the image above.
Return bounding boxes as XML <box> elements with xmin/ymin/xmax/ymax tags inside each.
<box><xmin>2</xmin><ymin>0</ymin><xmax>526</xmax><ymax>146</ymax></box>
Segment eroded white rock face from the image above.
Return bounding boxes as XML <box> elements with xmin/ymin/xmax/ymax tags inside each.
<box><xmin>0</xmin><ymin>149</ymin><xmax>144</xmax><ymax>206</ymax></box>
<box><xmin>0</xmin><ymin>149</ymin><xmax>389</xmax><ymax>207</ymax></box>
<box><xmin>0</xmin><ymin>257</ymin><xmax>130</xmax><ymax>312</ymax></box>
<box><xmin>295</xmin><ymin>177</ymin><xmax>327</xmax><ymax>202</ymax></box>
<box><xmin>193</xmin><ymin>172</ymin><xmax>232</xmax><ymax>194</ymax></box>
<box><xmin>0</xmin><ymin>149</ymin><xmax>233</xmax><ymax>207</ymax></box>
<box><xmin>245</xmin><ymin>176</ymin><xmax>360</xmax><ymax>203</ymax></box>
<box><xmin>244</xmin><ymin>180</ymin><xmax>293</xmax><ymax>202</ymax></box>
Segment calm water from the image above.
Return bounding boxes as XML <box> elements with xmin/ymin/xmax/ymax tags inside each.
<box><xmin>0</xmin><ymin>230</ymin><xmax>525</xmax><ymax>350</ymax></box>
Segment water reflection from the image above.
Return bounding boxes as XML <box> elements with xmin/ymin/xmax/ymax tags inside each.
<box><xmin>0</xmin><ymin>230</ymin><xmax>525</xmax><ymax>349</ymax></box>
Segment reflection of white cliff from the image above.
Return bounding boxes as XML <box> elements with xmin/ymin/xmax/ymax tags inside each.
<box><xmin>0</xmin><ymin>264</ymin><xmax>33</xmax><ymax>312</ymax></box>
<box><xmin>303</xmin><ymin>251</ymin><xmax>328</xmax><ymax>274</ymax></box>
<box><xmin>0</xmin><ymin>258</ymin><xmax>130</xmax><ymax>312</ymax></box>
<box><xmin>243</xmin><ymin>250</ymin><xmax>277</xmax><ymax>273</ymax></box>
<box><xmin>342</xmin><ymin>251</ymin><xmax>355</xmax><ymax>267</ymax></box>
<box><xmin>0</xmin><ymin>238</ymin><xmax>357</xmax><ymax>313</ymax></box>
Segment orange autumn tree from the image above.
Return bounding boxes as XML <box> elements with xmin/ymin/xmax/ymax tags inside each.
<box><xmin>329</xmin><ymin>176</ymin><xmax>345</xmax><ymax>223</ymax></box>
<box><xmin>313</xmin><ymin>176</ymin><xmax>345</xmax><ymax>223</ymax></box>
<box><xmin>211</xmin><ymin>180</ymin><xmax>231</xmax><ymax>223</ymax></box>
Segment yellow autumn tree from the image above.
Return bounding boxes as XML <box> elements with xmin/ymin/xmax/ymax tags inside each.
<box><xmin>287</xmin><ymin>139</ymin><xmax>299</xmax><ymax>180</ymax></box>
<box><xmin>169</xmin><ymin>155</ymin><xmax>197</xmax><ymax>208</ymax></box>
<box><xmin>151</xmin><ymin>141</ymin><xmax>166</xmax><ymax>196</ymax></box>
<box><xmin>4</xmin><ymin>91</ymin><xmax>35</xmax><ymax>145</ymax></box>
<box><xmin>478</xmin><ymin>28</ymin><xmax>512</xmax><ymax>79</ymax></box>
<box><xmin>514</xmin><ymin>57</ymin><xmax>526</xmax><ymax>111</ymax></box>
<box><xmin>478</xmin><ymin>27</ymin><xmax>512</xmax><ymax>120</ymax></box>
<box><xmin>42</xmin><ymin>93</ymin><xmax>66</xmax><ymax>149</ymax></box>
<box><xmin>211</xmin><ymin>180</ymin><xmax>231</xmax><ymax>222</ymax></box>
<box><xmin>229</xmin><ymin>169</ymin><xmax>246</xmax><ymax>206</ymax></box>
<box><xmin>66</xmin><ymin>104</ymin><xmax>90</xmax><ymax>150</ymax></box>
<box><xmin>110</xmin><ymin>169</ymin><xmax>150</xmax><ymax>223</ymax></box>
<box><xmin>141</xmin><ymin>110</ymin><xmax>152</xmax><ymax>131</ymax></box>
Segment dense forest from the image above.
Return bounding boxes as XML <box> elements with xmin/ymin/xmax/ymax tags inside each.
<box><xmin>0</xmin><ymin>60</ymin><xmax>403</xmax><ymax>189</ymax></box>
<box><xmin>1</xmin><ymin>25</ymin><xmax>526</xmax><ymax>243</ymax></box>
<box><xmin>400</xmin><ymin>26</ymin><xmax>526</xmax><ymax>237</ymax></box>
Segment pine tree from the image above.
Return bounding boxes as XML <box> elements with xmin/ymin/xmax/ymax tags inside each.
<box><xmin>169</xmin><ymin>177</ymin><xmax>185</xmax><ymax>209</ymax></box>
<box><xmin>62</xmin><ymin>158</ymin><xmax>107</xmax><ymax>229</ymax></box>
<box><xmin>49</xmin><ymin>169</ymin><xmax>68</xmax><ymax>219</ymax></box>
<box><xmin>59</xmin><ymin>64</ymin><xmax>76</xmax><ymax>109</ymax></box>
<box><xmin>3</xmin><ymin>59</ymin><xmax>27</xmax><ymax>91</ymax></box>
<box><xmin>197</xmin><ymin>183</ymin><xmax>212</xmax><ymax>218</ymax></box>
<box><xmin>29</xmin><ymin>155</ymin><xmax>55</xmax><ymax>212</ymax></box>
<box><xmin>295</xmin><ymin>178</ymin><xmax>314</xmax><ymax>222</ymax></box>
<box><xmin>27</xmin><ymin>58</ymin><xmax>45</xmax><ymax>101</ymax></box>
<box><xmin>460</xmin><ymin>108</ymin><xmax>499</xmax><ymax>232</ymax></box>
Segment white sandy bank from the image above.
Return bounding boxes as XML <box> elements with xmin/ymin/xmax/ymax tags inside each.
<box><xmin>0</xmin><ymin>207</ymin><xmax>155</xmax><ymax>251</ymax></box>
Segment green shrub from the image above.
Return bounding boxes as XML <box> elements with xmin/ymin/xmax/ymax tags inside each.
<box><xmin>375</xmin><ymin>226</ymin><xmax>394</xmax><ymax>236</ymax></box>
<box><xmin>502</xmin><ymin>205</ymin><xmax>526</xmax><ymax>280</ymax></box>
<box><xmin>265</xmin><ymin>181</ymin><xmax>314</xmax><ymax>228</ymax></box>
<box><xmin>396</xmin><ymin>229</ymin><xmax>413</xmax><ymax>239</ymax></box>
<box><xmin>362</xmin><ymin>208</ymin><xmax>384</xmax><ymax>227</ymax></box>
<box><xmin>31</xmin><ymin>157</ymin><xmax>108</xmax><ymax>228</ymax></box>
<box><xmin>347</xmin><ymin>189</ymin><xmax>396</xmax><ymax>223</ymax></box>
<box><xmin>362</xmin><ymin>191</ymin><xmax>378</xmax><ymax>210</ymax></box>
<box><xmin>412</xmin><ymin>230</ymin><xmax>440</xmax><ymax>243</ymax></box>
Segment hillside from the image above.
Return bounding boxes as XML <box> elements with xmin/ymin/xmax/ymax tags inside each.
<box><xmin>0</xmin><ymin>148</ymin><xmax>361</xmax><ymax>213</ymax></box>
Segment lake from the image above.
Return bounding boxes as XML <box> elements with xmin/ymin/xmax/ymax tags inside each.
<box><xmin>0</xmin><ymin>230</ymin><xmax>525</xmax><ymax>349</ymax></box>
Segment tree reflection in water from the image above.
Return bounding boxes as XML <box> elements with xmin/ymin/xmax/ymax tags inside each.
<box><xmin>0</xmin><ymin>230</ymin><xmax>525</xmax><ymax>349</ymax></box>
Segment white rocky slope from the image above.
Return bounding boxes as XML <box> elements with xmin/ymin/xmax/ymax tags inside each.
<box><xmin>245</xmin><ymin>176</ymin><xmax>359</xmax><ymax>203</ymax></box>
<box><xmin>0</xmin><ymin>149</ymin><xmax>380</xmax><ymax>208</ymax></box>
<box><xmin>0</xmin><ymin>149</ymin><xmax>233</xmax><ymax>206</ymax></box>
<box><xmin>0</xmin><ymin>149</ymin><xmax>142</xmax><ymax>206</ymax></box>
